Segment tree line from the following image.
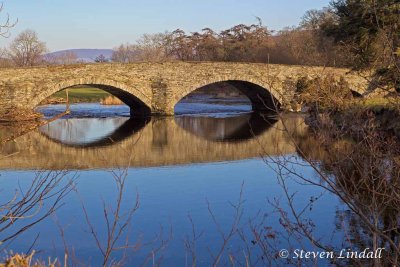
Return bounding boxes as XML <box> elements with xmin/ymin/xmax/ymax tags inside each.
<box><xmin>110</xmin><ymin>18</ymin><xmax>349</xmax><ymax>67</ymax></box>
<box><xmin>0</xmin><ymin>0</ymin><xmax>399</xmax><ymax>87</ymax></box>
<box><xmin>111</xmin><ymin>0</ymin><xmax>399</xmax><ymax>88</ymax></box>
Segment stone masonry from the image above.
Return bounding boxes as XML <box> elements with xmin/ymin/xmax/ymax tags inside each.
<box><xmin>0</xmin><ymin>62</ymin><xmax>368</xmax><ymax>120</ymax></box>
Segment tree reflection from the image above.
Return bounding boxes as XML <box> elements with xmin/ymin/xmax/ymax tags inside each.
<box><xmin>279</xmin><ymin>114</ymin><xmax>400</xmax><ymax>266</ymax></box>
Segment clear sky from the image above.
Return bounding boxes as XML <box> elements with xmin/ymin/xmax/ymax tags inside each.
<box><xmin>0</xmin><ymin>0</ymin><xmax>331</xmax><ymax>52</ymax></box>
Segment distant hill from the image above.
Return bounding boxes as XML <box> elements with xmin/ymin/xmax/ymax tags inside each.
<box><xmin>46</xmin><ymin>49</ymin><xmax>113</xmax><ymax>63</ymax></box>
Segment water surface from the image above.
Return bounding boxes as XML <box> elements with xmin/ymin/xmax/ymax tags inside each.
<box><xmin>0</xmin><ymin>100</ymin><xmax>347</xmax><ymax>266</ymax></box>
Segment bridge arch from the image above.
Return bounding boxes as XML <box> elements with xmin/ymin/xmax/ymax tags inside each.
<box><xmin>351</xmin><ymin>89</ymin><xmax>363</xmax><ymax>98</ymax></box>
<box><xmin>173</xmin><ymin>79</ymin><xmax>283</xmax><ymax>113</ymax></box>
<box><xmin>33</xmin><ymin>78</ymin><xmax>152</xmax><ymax>116</ymax></box>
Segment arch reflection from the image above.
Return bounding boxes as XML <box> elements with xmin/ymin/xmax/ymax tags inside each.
<box><xmin>175</xmin><ymin>112</ymin><xmax>278</xmax><ymax>142</ymax></box>
<box><xmin>1</xmin><ymin>115</ymin><xmax>303</xmax><ymax>170</ymax></box>
<box><xmin>39</xmin><ymin>117</ymin><xmax>149</xmax><ymax>148</ymax></box>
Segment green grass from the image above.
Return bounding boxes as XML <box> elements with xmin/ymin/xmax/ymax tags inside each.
<box><xmin>352</xmin><ymin>97</ymin><xmax>399</xmax><ymax>110</ymax></box>
<box><xmin>52</xmin><ymin>87</ymin><xmax>110</xmax><ymax>102</ymax></box>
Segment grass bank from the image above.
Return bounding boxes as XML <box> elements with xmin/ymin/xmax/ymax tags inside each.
<box><xmin>306</xmin><ymin>96</ymin><xmax>400</xmax><ymax>141</ymax></box>
<box><xmin>351</xmin><ymin>97</ymin><xmax>399</xmax><ymax>112</ymax></box>
<box><xmin>42</xmin><ymin>87</ymin><xmax>111</xmax><ymax>104</ymax></box>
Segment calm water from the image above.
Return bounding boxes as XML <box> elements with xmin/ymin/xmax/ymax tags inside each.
<box><xmin>0</xmin><ymin>99</ymin><xmax>348</xmax><ymax>266</ymax></box>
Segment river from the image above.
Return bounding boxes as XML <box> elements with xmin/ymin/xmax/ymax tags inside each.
<box><xmin>0</xmin><ymin>97</ymin><xmax>372</xmax><ymax>266</ymax></box>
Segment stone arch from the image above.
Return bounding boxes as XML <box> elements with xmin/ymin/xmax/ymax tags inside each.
<box><xmin>173</xmin><ymin>78</ymin><xmax>283</xmax><ymax>113</ymax></box>
<box><xmin>33</xmin><ymin>78</ymin><xmax>152</xmax><ymax>116</ymax></box>
<box><xmin>350</xmin><ymin>89</ymin><xmax>363</xmax><ymax>98</ymax></box>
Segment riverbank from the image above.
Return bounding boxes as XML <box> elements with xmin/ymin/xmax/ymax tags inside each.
<box><xmin>305</xmin><ymin>97</ymin><xmax>400</xmax><ymax>142</ymax></box>
<box><xmin>39</xmin><ymin>87</ymin><xmax>111</xmax><ymax>104</ymax></box>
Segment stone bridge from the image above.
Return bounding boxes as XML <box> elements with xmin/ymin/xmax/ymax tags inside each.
<box><xmin>0</xmin><ymin>62</ymin><xmax>368</xmax><ymax>119</ymax></box>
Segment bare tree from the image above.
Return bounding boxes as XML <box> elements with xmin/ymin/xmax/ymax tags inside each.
<box><xmin>45</xmin><ymin>51</ymin><xmax>78</xmax><ymax>65</ymax></box>
<box><xmin>0</xmin><ymin>3</ymin><xmax>16</xmax><ymax>38</ymax></box>
<box><xmin>0</xmin><ymin>47</ymin><xmax>12</xmax><ymax>68</ymax></box>
<box><xmin>111</xmin><ymin>44</ymin><xmax>136</xmax><ymax>63</ymax></box>
<box><xmin>68</xmin><ymin>169</ymin><xmax>141</xmax><ymax>267</ymax></box>
<box><xmin>7</xmin><ymin>29</ymin><xmax>47</xmax><ymax>66</ymax></box>
<box><xmin>0</xmin><ymin>171</ymin><xmax>74</xmax><ymax>247</ymax></box>
<box><xmin>134</xmin><ymin>33</ymin><xmax>170</xmax><ymax>62</ymax></box>
<box><xmin>0</xmin><ymin>2</ymin><xmax>16</xmax><ymax>68</ymax></box>
<box><xmin>94</xmin><ymin>54</ymin><xmax>108</xmax><ymax>63</ymax></box>
<box><xmin>113</xmin><ymin>33</ymin><xmax>172</xmax><ymax>63</ymax></box>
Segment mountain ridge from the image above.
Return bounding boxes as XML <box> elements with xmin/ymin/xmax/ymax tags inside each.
<box><xmin>46</xmin><ymin>48</ymin><xmax>113</xmax><ymax>62</ymax></box>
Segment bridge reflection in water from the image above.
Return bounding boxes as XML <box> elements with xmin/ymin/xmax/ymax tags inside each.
<box><xmin>0</xmin><ymin>113</ymin><xmax>306</xmax><ymax>170</ymax></box>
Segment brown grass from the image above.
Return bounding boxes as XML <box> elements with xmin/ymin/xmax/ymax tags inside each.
<box><xmin>0</xmin><ymin>252</ymin><xmax>58</xmax><ymax>267</ymax></box>
<box><xmin>100</xmin><ymin>95</ymin><xmax>123</xmax><ymax>105</ymax></box>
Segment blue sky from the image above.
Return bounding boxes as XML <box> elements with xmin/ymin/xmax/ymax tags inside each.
<box><xmin>0</xmin><ymin>0</ymin><xmax>331</xmax><ymax>51</ymax></box>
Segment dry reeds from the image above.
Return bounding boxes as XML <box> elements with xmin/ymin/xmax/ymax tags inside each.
<box><xmin>100</xmin><ymin>96</ymin><xmax>123</xmax><ymax>105</ymax></box>
<box><xmin>0</xmin><ymin>251</ymin><xmax>58</xmax><ymax>267</ymax></box>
